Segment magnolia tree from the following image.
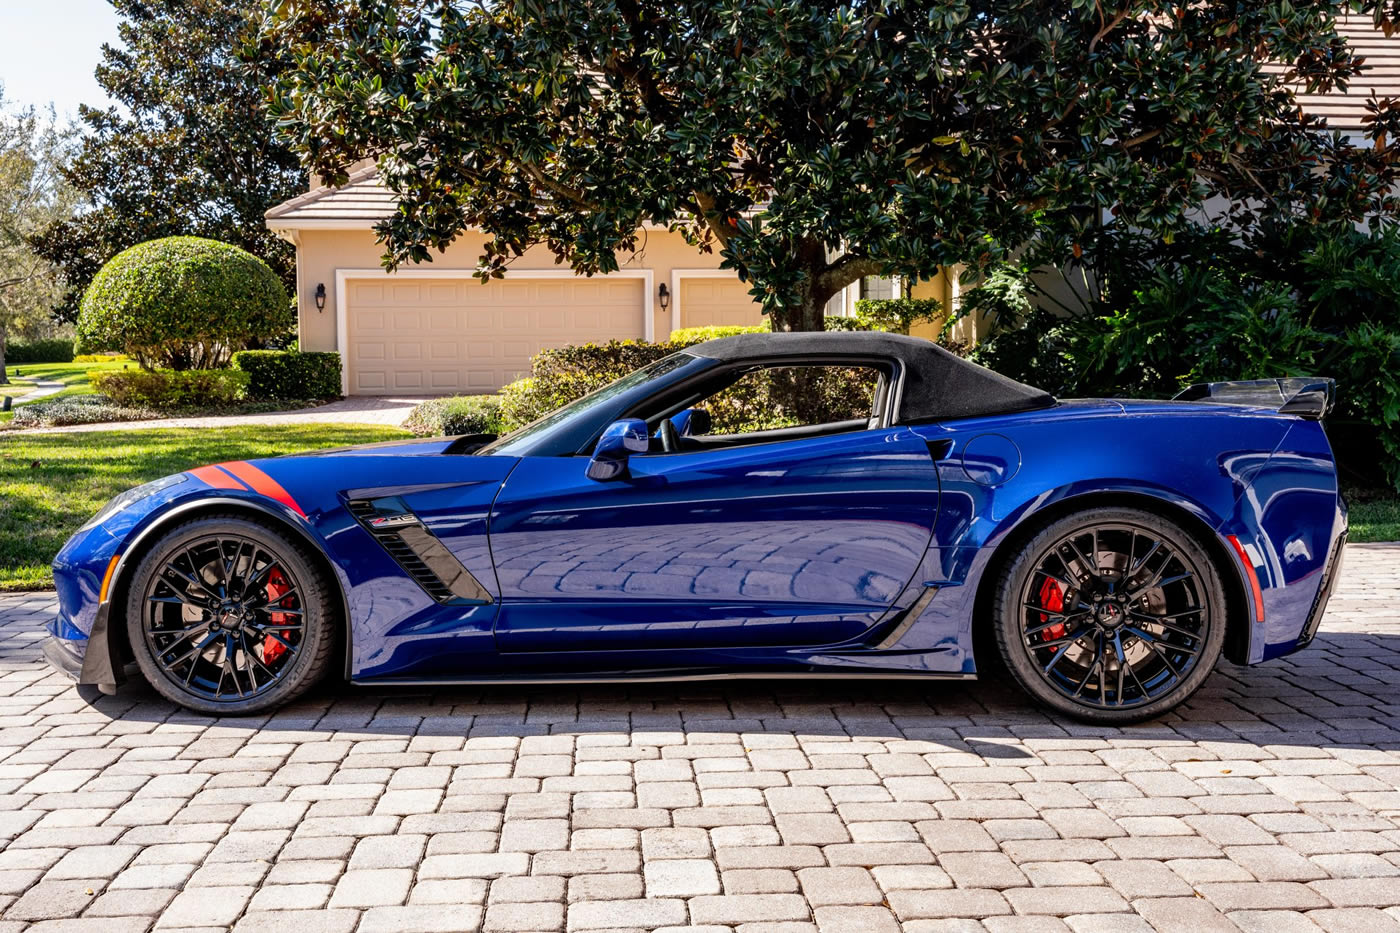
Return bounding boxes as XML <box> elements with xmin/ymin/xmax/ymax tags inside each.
<box><xmin>257</xmin><ymin>0</ymin><xmax>1400</xmax><ymax>331</ymax></box>
<box><xmin>32</xmin><ymin>0</ymin><xmax>306</xmax><ymax>321</ymax></box>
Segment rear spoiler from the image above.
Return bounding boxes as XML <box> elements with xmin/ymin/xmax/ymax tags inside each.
<box><xmin>1172</xmin><ymin>378</ymin><xmax>1335</xmax><ymax>420</ymax></box>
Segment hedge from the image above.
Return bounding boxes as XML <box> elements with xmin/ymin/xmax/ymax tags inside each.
<box><xmin>403</xmin><ymin>395</ymin><xmax>505</xmax><ymax>436</ymax></box>
<box><xmin>232</xmin><ymin>350</ymin><xmax>341</xmax><ymax>401</ymax></box>
<box><xmin>90</xmin><ymin>369</ymin><xmax>249</xmax><ymax>408</ymax></box>
<box><xmin>5</xmin><ymin>338</ymin><xmax>75</xmax><ymax>364</ymax></box>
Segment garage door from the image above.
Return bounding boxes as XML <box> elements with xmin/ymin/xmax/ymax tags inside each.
<box><xmin>344</xmin><ymin>276</ymin><xmax>646</xmax><ymax>395</ymax></box>
<box><xmin>679</xmin><ymin>276</ymin><xmax>765</xmax><ymax>329</ymax></box>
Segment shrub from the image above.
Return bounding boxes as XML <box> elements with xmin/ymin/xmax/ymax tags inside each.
<box><xmin>6</xmin><ymin>338</ymin><xmax>75</xmax><ymax>363</ymax></box>
<box><xmin>403</xmin><ymin>395</ymin><xmax>505</xmax><ymax>436</ymax></box>
<box><xmin>73</xmin><ymin>353</ymin><xmax>131</xmax><ymax>363</ymax></box>
<box><xmin>853</xmin><ymin>298</ymin><xmax>943</xmax><ymax>334</ymax></box>
<box><xmin>77</xmin><ymin>236</ymin><xmax>292</xmax><ymax>370</ymax></box>
<box><xmin>494</xmin><ymin>313</ymin><xmax>974</xmax><ymax>430</ymax></box>
<box><xmin>10</xmin><ymin>395</ymin><xmax>158</xmax><ymax>428</ymax></box>
<box><xmin>969</xmin><ymin>226</ymin><xmax>1400</xmax><ymax>487</ymax></box>
<box><xmin>499</xmin><ymin>340</ymin><xmax>677</xmax><ymax>428</ymax></box>
<box><xmin>232</xmin><ymin>350</ymin><xmax>341</xmax><ymax>401</ymax></box>
<box><xmin>667</xmin><ymin>324</ymin><xmax>769</xmax><ymax>344</ymax></box>
<box><xmin>90</xmin><ymin>368</ymin><xmax>249</xmax><ymax>409</ymax></box>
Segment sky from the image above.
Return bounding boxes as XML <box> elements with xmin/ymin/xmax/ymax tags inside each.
<box><xmin>0</xmin><ymin>0</ymin><xmax>121</xmax><ymax>119</ymax></box>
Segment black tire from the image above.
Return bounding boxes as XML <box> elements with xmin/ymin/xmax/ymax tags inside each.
<box><xmin>991</xmin><ymin>507</ymin><xmax>1226</xmax><ymax>724</ymax></box>
<box><xmin>124</xmin><ymin>515</ymin><xmax>337</xmax><ymax>715</ymax></box>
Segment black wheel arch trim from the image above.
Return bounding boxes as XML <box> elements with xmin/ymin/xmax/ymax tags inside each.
<box><xmin>91</xmin><ymin>496</ymin><xmax>353</xmax><ymax>688</ymax></box>
<box><xmin>973</xmin><ymin>490</ymin><xmax>1253</xmax><ymax>667</ymax></box>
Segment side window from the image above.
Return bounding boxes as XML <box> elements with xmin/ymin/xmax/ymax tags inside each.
<box><xmin>686</xmin><ymin>364</ymin><xmax>882</xmax><ymax>438</ymax></box>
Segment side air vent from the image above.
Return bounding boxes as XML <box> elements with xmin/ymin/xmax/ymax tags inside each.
<box><xmin>346</xmin><ymin>497</ymin><xmax>493</xmax><ymax>606</ymax></box>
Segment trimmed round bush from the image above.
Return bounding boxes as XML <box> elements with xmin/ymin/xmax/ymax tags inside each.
<box><xmin>78</xmin><ymin>237</ymin><xmax>292</xmax><ymax>370</ymax></box>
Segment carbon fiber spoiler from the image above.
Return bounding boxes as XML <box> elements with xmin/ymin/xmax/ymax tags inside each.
<box><xmin>1172</xmin><ymin>378</ymin><xmax>1335</xmax><ymax>421</ymax></box>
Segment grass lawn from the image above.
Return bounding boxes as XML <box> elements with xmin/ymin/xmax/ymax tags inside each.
<box><xmin>3</xmin><ymin>359</ymin><xmax>132</xmax><ymax>403</ymax></box>
<box><xmin>1347</xmin><ymin>490</ymin><xmax>1400</xmax><ymax>543</ymax></box>
<box><xmin>1</xmin><ymin>360</ymin><xmax>133</xmax><ymax>424</ymax></box>
<box><xmin>0</xmin><ymin>423</ymin><xmax>411</xmax><ymax>591</ymax></box>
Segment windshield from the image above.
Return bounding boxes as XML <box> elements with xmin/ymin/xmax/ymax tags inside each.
<box><xmin>479</xmin><ymin>351</ymin><xmax>698</xmax><ymax>457</ymax></box>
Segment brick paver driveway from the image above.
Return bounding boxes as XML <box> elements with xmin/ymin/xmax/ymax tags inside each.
<box><xmin>0</xmin><ymin>544</ymin><xmax>1398</xmax><ymax>932</ymax></box>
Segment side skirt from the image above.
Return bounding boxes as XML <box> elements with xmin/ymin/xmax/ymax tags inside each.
<box><xmin>352</xmin><ymin>670</ymin><xmax>979</xmax><ymax>687</ymax></box>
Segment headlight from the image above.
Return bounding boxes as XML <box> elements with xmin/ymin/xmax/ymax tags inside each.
<box><xmin>80</xmin><ymin>474</ymin><xmax>189</xmax><ymax>532</ymax></box>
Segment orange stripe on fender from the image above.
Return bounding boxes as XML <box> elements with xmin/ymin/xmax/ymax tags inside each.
<box><xmin>218</xmin><ymin>461</ymin><xmax>307</xmax><ymax>517</ymax></box>
<box><xmin>1226</xmin><ymin>535</ymin><xmax>1266</xmax><ymax>623</ymax></box>
<box><xmin>189</xmin><ymin>464</ymin><xmax>246</xmax><ymax>491</ymax></box>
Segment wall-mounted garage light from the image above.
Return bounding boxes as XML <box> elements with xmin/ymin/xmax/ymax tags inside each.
<box><xmin>658</xmin><ymin>282</ymin><xmax>671</xmax><ymax>312</ymax></box>
<box><xmin>314</xmin><ymin>283</ymin><xmax>327</xmax><ymax>312</ymax></box>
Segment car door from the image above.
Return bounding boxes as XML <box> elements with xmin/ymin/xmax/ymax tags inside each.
<box><xmin>488</xmin><ymin>426</ymin><xmax>941</xmax><ymax>653</ymax></box>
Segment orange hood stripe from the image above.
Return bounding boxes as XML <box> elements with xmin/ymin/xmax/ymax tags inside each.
<box><xmin>216</xmin><ymin>461</ymin><xmax>307</xmax><ymax>517</ymax></box>
<box><xmin>189</xmin><ymin>464</ymin><xmax>246</xmax><ymax>491</ymax></box>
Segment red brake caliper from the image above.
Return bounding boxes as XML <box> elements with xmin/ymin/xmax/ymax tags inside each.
<box><xmin>263</xmin><ymin>567</ymin><xmax>292</xmax><ymax>664</ymax></box>
<box><xmin>1038</xmin><ymin>577</ymin><xmax>1066</xmax><ymax>647</ymax></box>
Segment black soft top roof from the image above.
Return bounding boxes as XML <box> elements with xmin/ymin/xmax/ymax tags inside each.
<box><xmin>689</xmin><ymin>331</ymin><xmax>1055</xmax><ymax>422</ymax></box>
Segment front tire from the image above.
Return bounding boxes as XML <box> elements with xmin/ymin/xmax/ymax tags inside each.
<box><xmin>124</xmin><ymin>515</ymin><xmax>337</xmax><ymax>715</ymax></box>
<box><xmin>991</xmin><ymin>507</ymin><xmax>1226</xmax><ymax>724</ymax></box>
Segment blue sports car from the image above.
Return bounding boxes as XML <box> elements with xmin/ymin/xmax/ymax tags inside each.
<box><xmin>44</xmin><ymin>332</ymin><xmax>1346</xmax><ymax>723</ymax></box>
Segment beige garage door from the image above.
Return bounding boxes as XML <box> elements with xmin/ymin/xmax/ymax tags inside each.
<box><xmin>344</xmin><ymin>276</ymin><xmax>646</xmax><ymax>395</ymax></box>
<box><xmin>679</xmin><ymin>276</ymin><xmax>765</xmax><ymax>329</ymax></box>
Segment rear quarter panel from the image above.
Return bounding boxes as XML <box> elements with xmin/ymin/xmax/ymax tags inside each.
<box><xmin>900</xmin><ymin>400</ymin><xmax>1329</xmax><ymax>670</ymax></box>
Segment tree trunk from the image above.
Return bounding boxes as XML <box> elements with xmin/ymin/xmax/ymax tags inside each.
<box><xmin>769</xmin><ymin>239</ymin><xmax>837</xmax><ymax>332</ymax></box>
<box><xmin>0</xmin><ymin>323</ymin><xmax>8</xmax><ymax>386</ymax></box>
<box><xmin>769</xmin><ymin>295</ymin><xmax>828</xmax><ymax>332</ymax></box>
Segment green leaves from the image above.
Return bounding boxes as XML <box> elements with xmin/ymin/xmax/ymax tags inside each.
<box><xmin>30</xmin><ymin>0</ymin><xmax>305</xmax><ymax>321</ymax></box>
<box><xmin>77</xmin><ymin>236</ymin><xmax>291</xmax><ymax>371</ymax></box>
<box><xmin>260</xmin><ymin>0</ymin><xmax>1400</xmax><ymax>328</ymax></box>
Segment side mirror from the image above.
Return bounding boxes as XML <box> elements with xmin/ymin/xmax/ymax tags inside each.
<box><xmin>587</xmin><ymin>419</ymin><xmax>649</xmax><ymax>481</ymax></box>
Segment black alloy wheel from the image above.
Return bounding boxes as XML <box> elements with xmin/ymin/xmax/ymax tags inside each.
<box><xmin>125</xmin><ymin>515</ymin><xmax>336</xmax><ymax>714</ymax></box>
<box><xmin>993</xmin><ymin>507</ymin><xmax>1226</xmax><ymax>723</ymax></box>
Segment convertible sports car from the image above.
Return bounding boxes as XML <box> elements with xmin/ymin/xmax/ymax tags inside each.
<box><xmin>44</xmin><ymin>332</ymin><xmax>1346</xmax><ymax>723</ymax></box>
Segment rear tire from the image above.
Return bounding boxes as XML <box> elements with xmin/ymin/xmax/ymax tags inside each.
<box><xmin>991</xmin><ymin>507</ymin><xmax>1226</xmax><ymax>724</ymax></box>
<box><xmin>124</xmin><ymin>515</ymin><xmax>337</xmax><ymax>715</ymax></box>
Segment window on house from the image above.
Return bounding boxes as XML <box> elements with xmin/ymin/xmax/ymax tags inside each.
<box><xmin>861</xmin><ymin>276</ymin><xmax>901</xmax><ymax>301</ymax></box>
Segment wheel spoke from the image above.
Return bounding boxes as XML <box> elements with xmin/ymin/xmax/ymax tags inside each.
<box><xmin>260</xmin><ymin>630</ymin><xmax>297</xmax><ymax>652</ymax></box>
<box><xmin>1125</xmin><ymin>627</ymin><xmax>1184</xmax><ymax>679</ymax></box>
<box><xmin>252</xmin><ymin>605</ymin><xmax>304</xmax><ymax>618</ymax></box>
<box><xmin>1070</xmin><ymin>641</ymin><xmax>1101</xmax><ymax>699</ymax></box>
<box><xmin>225</xmin><ymin>636</ymin><xmax>246</xmax><ymax>698</ymax></box>
<box><xmin>1130</xmin><ymin>539</ymin><xmax>1161</xmax><ymax>573</ymax></box>
<box><xmin>162</xmin><ymin>630</ymin><xmax>218</xmax><ymax>673</ymax></box>
<box><xmin>1031</xmin><ymin>632</ymin><xmax>1089</xmax><ymax>651</ymax></box>
<box><xmin>251</xmin><ymin>584</ymin><xmax>300</xmax><ymax>610</ymax></box>
<box><xmin>1113</xmin><ymin>633</ymin><xmax>1127</xmax><ymax>706</ymax></box>
<box><xmin>1123</xmin><ymin>652</ymin><xmax>1152</xmax><ymax>699</ymax></box>
<box><xmin>1036</xmin><ymin>570</ymin><xmax>1078</xmax><ymax>594</ymax></box>
<box><xmin>1065</xmin><ymin>536</ymin><xmax>1098</xmax><ymax>577</ymax></box>
<box><xmin>1025</xmin><ymin>615</ymin><xmax>1088</xmax><ymax>637</ymax></box>
<box><xmin>1128</xmin><ymin>613</ymin><xmax>1204</xmax><ymax>641</ymax></box>
<box><xmin>242</xmin><ymin>633</ymin><xmax>280</xmax><ymax>682</ymax></box>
